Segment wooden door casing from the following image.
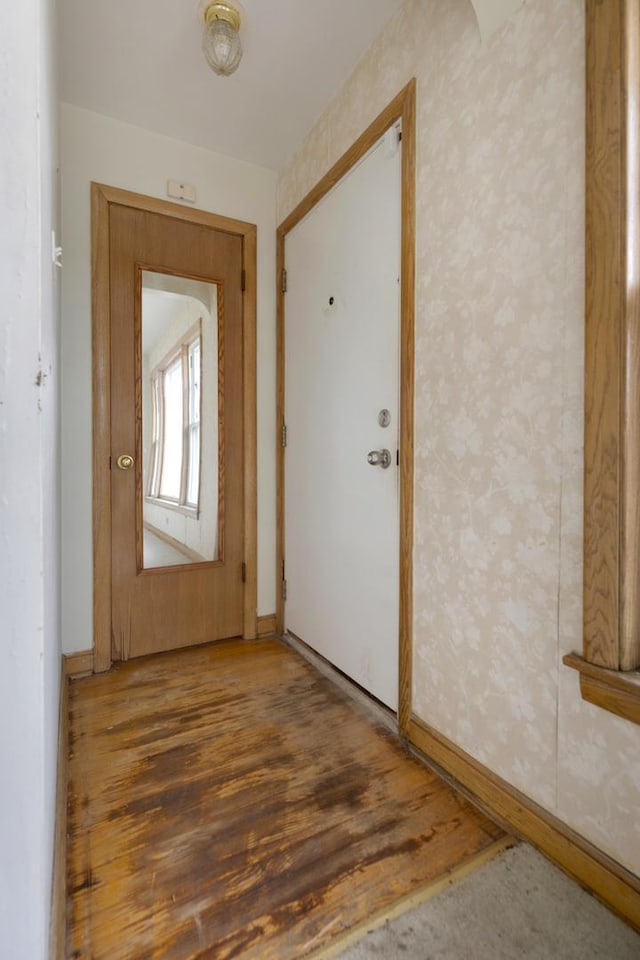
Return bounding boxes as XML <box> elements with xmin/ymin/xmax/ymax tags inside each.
<box><xmin>92</xmin><ymin>184</ymin><xmax>257</xmax><ymax>670</ymax></box>
<box><xmin>276</xmin><ymin>80</ymin><xmax>416</xmax><ymax>730</ymax></box>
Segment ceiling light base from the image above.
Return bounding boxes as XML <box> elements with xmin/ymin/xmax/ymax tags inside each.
<box><xmin>204</xmin><ymin>3</ymin><xmax>241</xmax><ymax>32</ymax></box>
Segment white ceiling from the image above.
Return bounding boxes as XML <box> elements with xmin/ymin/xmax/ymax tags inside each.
<box><xmin>58</xmin><ymin>0</ymin><xmax>405</xmax><ymax>171</ymax></box>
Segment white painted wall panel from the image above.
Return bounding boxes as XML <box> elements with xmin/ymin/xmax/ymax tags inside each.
<box><xmin>0</xmin><ymin>0</ymin><xmax>61</xmax><ymax>956</ymax></box>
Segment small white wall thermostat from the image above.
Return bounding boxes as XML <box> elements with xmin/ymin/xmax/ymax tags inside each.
<box><xmin>167</xmin><ymin>180</ymin><xmax>197</xmax><ymax>203</ymax></box>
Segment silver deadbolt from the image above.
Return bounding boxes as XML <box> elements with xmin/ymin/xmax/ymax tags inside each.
<box><xmin>367</xmin><ymin>449</ymin><xmax>392</xmax><ymax>469</ymax></box>
<box><xmin>378</xmin><ymin>409</ymin><xmax>391</xmax><ymax>428</ymax></box>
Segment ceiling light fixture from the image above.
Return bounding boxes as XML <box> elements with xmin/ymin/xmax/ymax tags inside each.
<box><xmin>202</xmin><ymin>2</ymin><xmax>243</xmax><ymax>77</ymax></box>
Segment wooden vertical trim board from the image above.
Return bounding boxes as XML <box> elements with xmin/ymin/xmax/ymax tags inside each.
<box><xmin>584</xmin><ymin>0</ymin><xmax>621</xmax><ymax>668</ymax></box>
<box><xmin>92</xmin><ymin>184</ymin><xmax>258</xmax><ymax>669</ymax></box>
<box><xmin>397</xmin><ymin>81</ymin><xmax>416</xmax><ymax>736</ymax></box>
<box><xmin>92</xmin><ymin>185</ymin><xmax>113</xmax><ymax>673</ymax></box>
<box><xmin>49</xmin><ymin>665</ymin><xmax>69</xmax><ymax>959</ymax></box>
<box><xmin>217</xmin><ymin>278</ymin><xmax>227</xmax><ymax>565</ymax></box>
<box><xmin>407</xmin><ymin>716</ymin><xmax>640</xmax><ymax>932</ymax></box>
<box><xmin>619</xmin><ymin>0</ymin><xmax>640</xmax><ymax>670</ymax></box>
<box><xmin>242</xmin><ymin>226</ymin><xmax>258</xmax><ymax>640</ymax></box>
<box><xmin>275</xmin><ymin>236</ymin><xmax>286</xmax><ymax>636</ymax></box>
<box><xmin>276</xmin><ymin>80</ymin><xmax>417</xmax><ymax>726</ymax></box>
<box><xmin>134</xmin><ymin>266</ymin><xmax>146</xmax><ymax>573</ymax></box>
<box><xmin>584</xmin><ymin>0</ymin><xmax>640</xmax><ymax>672</ymax></box>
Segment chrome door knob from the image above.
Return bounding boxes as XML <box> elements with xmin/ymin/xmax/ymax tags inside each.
<box><xmin>367</xmin><ymin>449</ymin><xmax>391</xmax><ymax>469</ymax></box>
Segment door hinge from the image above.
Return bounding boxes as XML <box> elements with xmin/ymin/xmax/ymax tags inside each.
<box><xmin>282</xmin><ymin>423</ymin><xmax>288</xmax><ymax>448</ymax></box>
<box><xmin>282</xmin><ymin>578</ymin><xmax>288</xmax><ymax>602</ymax></box>
<box><xmin>241</xmin><ymin>561</ymin><xmax>247</xmax><ymax>583</ymax></box>
<box><xmin>241</xmin><ymin>269</ymin><xmax>246</xmax><ymax>292</ymax></box>
<box><xmin>281</xmin><ymin>267</ymin><xmax>288</xmax><ymax>294</ymax></box>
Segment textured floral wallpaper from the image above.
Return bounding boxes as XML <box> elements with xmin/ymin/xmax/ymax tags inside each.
<box><xmin>278</xmin><ymin>0</ymin><xmax>640</xmax><ymax>875</ymax></box>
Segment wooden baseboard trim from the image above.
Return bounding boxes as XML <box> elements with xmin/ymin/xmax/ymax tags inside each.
<box><xmin>64</xmin><ymin>650</ymin><xmax>94</xmax><ymax>678</ymax></box>
<box><xmin>407</xmin><ymin>715</ymin><xmax>640</xmax><ymax>932</ymax></box>
<box><xmin>257</xmin><ymin>614</ymin><xmax>278</xmax><ymax>638</ymax></box>
<box><xmin>49</xmin><ymin>666</ymin><xmax>69</xmax><ymax>959</ymax></box>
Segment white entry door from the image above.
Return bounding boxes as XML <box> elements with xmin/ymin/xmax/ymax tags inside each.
<box><xmin>284</xmin><ymin>126</ymin><xmax>402</xmax><ymax>710</ymax></box>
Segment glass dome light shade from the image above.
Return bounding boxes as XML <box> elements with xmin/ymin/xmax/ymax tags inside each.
<box><xmin>202</xmin><ymin>4</ymin><xmax>243</xmax><ymax>77</ymax></box>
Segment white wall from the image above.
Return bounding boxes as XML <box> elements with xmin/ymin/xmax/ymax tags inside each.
<box><xmin>0</xmin><ymin>0</ymin><xmax>61</xmax><ymax>956</ymax></box>
<box><xmin>60</xmin><ymin>104</ymin><xmax>278</xmax><ymax>653</ymax></box>
<box><xmin>278</xmin><ymin>0</ymin><xmax>640</xmax><ymax>878</ymax></box>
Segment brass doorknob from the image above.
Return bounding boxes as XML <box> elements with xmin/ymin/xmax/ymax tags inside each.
<box><xmin>116</xmin><ymin>454</ymin><xmax>134</xmax><ymax>471</ymax></box>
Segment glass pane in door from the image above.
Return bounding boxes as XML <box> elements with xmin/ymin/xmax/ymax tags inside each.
<box><xmin>140</xmin><ymin>269</ymin><xmax>220</xmax><ymax>569</ymax></box>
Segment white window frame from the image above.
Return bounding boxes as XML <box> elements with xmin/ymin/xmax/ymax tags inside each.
<box><xmin>146</xmin><ymin>320</ymin><xmax>202</xmax><ymax>514</ymax></box>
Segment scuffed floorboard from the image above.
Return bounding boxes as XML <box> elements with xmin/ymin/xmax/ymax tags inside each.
<box><xmin>67</xmin><ymin>639</ymin><xmax>505</xmax><ymax>960</ymax></box>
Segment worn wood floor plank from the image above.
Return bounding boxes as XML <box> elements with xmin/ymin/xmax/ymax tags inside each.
<box><xmin>67</xmin><ymin>639</ymin><xmax>504</xmax><ymax>960</ymax></box>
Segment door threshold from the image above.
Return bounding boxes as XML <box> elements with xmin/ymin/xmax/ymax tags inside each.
<box><xmin>282</xmin><ymin>630</ymin><xmax>398</xmax><ymax>736</ymax></box>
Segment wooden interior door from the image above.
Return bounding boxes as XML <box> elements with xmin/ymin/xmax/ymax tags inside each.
<box><xmin>108</xmin><ymin>201</ymin><xmax>246</xmax><ymax>660</ymax></box>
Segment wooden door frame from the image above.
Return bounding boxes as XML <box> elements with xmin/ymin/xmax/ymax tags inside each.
<box><xmin>92</xmin><ymin>183</ymin><xmax>258</xmax><ymax>673</ymax></box>
<box><xmin>276</xmin><ymin>80</ymin><xmax>416</xmax><ymax>732</ymax></box>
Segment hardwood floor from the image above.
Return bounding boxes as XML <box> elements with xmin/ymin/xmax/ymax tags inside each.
<box><xmin>66</xmin><ymin>639</ymin><xmax>505</xmax><ymax>960</ymax></box>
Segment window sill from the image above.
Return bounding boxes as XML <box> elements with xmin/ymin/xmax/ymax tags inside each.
<box><xmin>563</xmin><ymin>653</ymin><xmax>640</xmax><ymax>726</ymax></box>
<box><xmin>144</xmin><ymin>496</ymin><xmax>199</xmax><ymax>520</ymax></box>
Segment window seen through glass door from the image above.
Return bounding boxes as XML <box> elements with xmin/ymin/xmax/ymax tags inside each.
<box><xmin>140</xmin><ymin>269</ymin><xmax>220</xmax><ymax>569</ymax></box>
